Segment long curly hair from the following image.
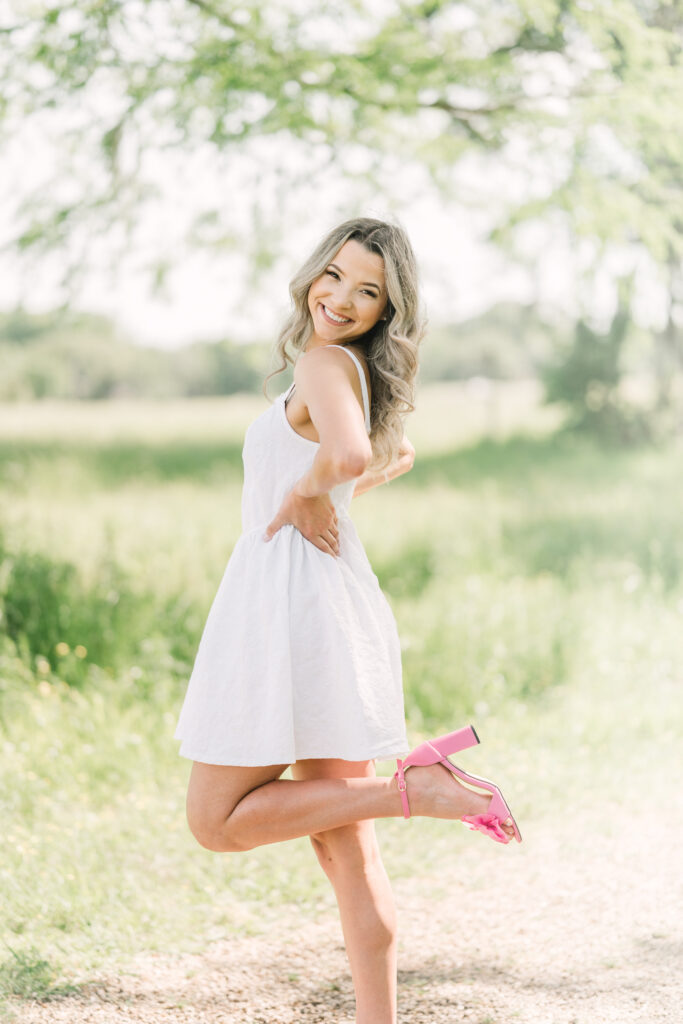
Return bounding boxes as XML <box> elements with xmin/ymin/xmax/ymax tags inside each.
<box><xmin>263</xmin><ymin>216</ymin><xmax>428</xmax><ymax>472</ymax></box>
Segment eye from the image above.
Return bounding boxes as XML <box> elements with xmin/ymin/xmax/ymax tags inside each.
<box><xmin>325</xmin><ymin>269</ymin><xmax>378</xmax><ymax>298</ymax></box>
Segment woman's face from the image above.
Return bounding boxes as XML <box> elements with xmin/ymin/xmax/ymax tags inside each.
<box><xmin>307</xmin><ymin>238</ymin><xmax>389</xmax><ymax>346</ymax></box>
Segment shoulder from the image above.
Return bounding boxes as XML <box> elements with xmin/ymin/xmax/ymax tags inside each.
<box><xmin>300</xmin><ymin>345</ymin><xmax>371</xmax><ymax>401</ymax></box>
<box><xmin>293</xmin><ymin>347</ymin><xmax>371</xmax><ymax>410</ymax></box>
<box><xmin>297</xmin><ymin>344</ymin><xmax>369</xmax><ymax>374</ymax></box>
<box><xmin>295</xmin><ymin>344</ymin><xmax>355</xmax><ymax>379</ymax></box>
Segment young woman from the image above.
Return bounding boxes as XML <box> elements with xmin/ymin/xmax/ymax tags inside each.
<box><xmin>174</xmin><ymin>217</ymin><xmax>521</xmax><ymax>1024</ymax></box>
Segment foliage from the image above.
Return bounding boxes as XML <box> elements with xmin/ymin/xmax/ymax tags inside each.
<box><xmin>540</xmin><ymin>283</ymin><xmax>678</xmax><ymax>444</ymax></box>
<box><xmin>0</xmin><ymin>308</ymin><xmax>266</xmax><ymax>400</ymax></box>
<box><xmin>0</xmin><ymin>0</ymin><xmax>681</xmax><ymax>290</ymax></box>
<box><xmin>0</xmin><ymin>533</ymin><xmax>147</xmax><ymax>687</ymax></box>
<box><xmin>419</xmin><ymin>301</ymin><xmax>566</xmax><ymax>381</ymax></box>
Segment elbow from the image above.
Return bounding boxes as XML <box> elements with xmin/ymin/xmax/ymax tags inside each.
<box><xmin>344</xmin><ymin>455</ymin><xmax>371</xmax><ymax>479</ymax></box>
<box><xmin>331</xmin><ymin>444</ymin><xmax>372</xmax><ymax>480</ymax></box>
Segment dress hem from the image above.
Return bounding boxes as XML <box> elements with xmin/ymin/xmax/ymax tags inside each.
<box><xmin>176</xmin><ymin>738</ymin><xmax>410</xmax><ymax>767</ymax></box>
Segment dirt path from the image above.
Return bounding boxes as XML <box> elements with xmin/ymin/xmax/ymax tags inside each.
<box><xmin>7</xmin><ymin>804</ymin><xmax>681</xmax><ymax>1024</ymax></box>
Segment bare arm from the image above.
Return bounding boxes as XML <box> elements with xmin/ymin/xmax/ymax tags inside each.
<box><xmin>289</xmin><ymin>346</ymin><xmax>373</xmax><ymax>498</ymax></box>
<box><xmin>263</xmin><ymin>347</ymin><xmax>372</xmax><ymax>557</ymax></box>
<box><xmin>353</xmin><ymin>435</ymin><xmax>415</xmax><ymax>497</ymax></box>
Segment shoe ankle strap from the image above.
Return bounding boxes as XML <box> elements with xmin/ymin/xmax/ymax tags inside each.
<box><xmin>394</xmin><ymin>759</ymin><xmax>411</xmax><ymax>819</ymax></box>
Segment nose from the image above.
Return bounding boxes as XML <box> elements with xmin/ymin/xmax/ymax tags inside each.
<box><xmin>334</xmin><ymin>288</ymin><xmax>353</xmax><ymax>310</ymax></box>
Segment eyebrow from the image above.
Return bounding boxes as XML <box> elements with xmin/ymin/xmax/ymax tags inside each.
<box><xmin>328</xmin><ymin>263</ymin><xmax>382</xmax><ymax>292</ymax></box>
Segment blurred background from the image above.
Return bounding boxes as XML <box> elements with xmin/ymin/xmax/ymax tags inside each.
<box><xmin>1</xmin><ymin>2</ymin><xmax>682</xmax><ymax>1021</ymax></box>
<box><xmin>1</xmin><ymin>0</ymin><xmax>681</xmax><ymax>433</ymax></box>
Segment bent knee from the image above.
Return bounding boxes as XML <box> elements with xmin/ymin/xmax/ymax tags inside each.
<box><xmin>188</xmin><ymin>825</ymin><xmax>247</xmax><ymax>853</ymax></box>
<box><xmin>186</xmin><ymin>811</ymin><xmax>250</xmax><ymax>854</ymax></box>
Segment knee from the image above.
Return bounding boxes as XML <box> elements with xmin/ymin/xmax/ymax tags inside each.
<box><xmin>186</xmin><ymin>808</ymin><xmax>250</xmax><ymax>854</ymax></box>
<box><xmin>192</xmin><ymin>830</ymin><xmax>248</xmax><ymax>854</ymax></box>
<box><xmin>188</xmin><ymin>823</ymin><xmax>247</xmax><ymax>853</ymax></box>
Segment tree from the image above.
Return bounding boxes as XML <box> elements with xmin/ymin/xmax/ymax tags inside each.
<box><xmin>1</xmin><ymin>0</ymin><xmax>681</xmax><ymax>296</ymax></box>
<box><xmin>539</xmin><ymin>273</ymin><xmax>683</xmax><ymax>444</ymax></box>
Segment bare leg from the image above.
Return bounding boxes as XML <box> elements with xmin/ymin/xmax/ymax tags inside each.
<box><xmin>293</xmin><ymin>758</ymin><xmax>397</xmax><ymax>1024</ymax></box>
<box><xmin>185</xmin><ymin>757</ymin><xmax>514</xmax><ymax>853</ymax></box>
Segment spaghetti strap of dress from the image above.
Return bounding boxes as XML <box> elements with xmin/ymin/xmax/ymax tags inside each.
<box><xmin>324</xmin><ymin>345</ymin><xmax>371</xmax><ymax>432</ymax></box>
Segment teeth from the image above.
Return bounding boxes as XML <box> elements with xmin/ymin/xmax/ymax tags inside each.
<box><xmin>323</xmin><ymin>304</ymin><xmax>351</xmax><ymax>323</ymax></box>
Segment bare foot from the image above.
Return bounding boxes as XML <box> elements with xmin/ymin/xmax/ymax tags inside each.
<box><xmin>402</xmin><ymin>762</ymin><xmax>517</xmax><ymax>840</ymax></box>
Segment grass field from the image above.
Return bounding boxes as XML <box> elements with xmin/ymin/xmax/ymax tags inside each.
<box><xmin>1</xmin><ymin>380</ymin><xmax>681</xmax><ymax>1012</ymax></box>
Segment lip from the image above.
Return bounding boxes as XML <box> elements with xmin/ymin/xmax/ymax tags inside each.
<box><xmin>320</xmin><ymin>303</ymin><xmax>353</xmax><ymax>326</ymax></box>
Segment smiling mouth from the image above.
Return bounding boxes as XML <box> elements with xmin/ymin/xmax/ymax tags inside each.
<box><xmin>321</xmin><ymin>303</ymin><xmax>353</xmax><ymax>325</ymax></box>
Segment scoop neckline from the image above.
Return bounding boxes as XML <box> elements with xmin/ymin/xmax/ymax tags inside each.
<box><xmin>279</xmin><ymin>391</ymin><xmax>320</xmax><ymax>446</ymax></box>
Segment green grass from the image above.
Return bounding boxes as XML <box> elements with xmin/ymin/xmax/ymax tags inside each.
<box><xmin>0</xmin><ymin>947</ymin><xmax>79</xmax><ymax>1003</ymax></box>
<box><xmin>0</xmin><ymin>381</ymin><xmax>681</xmax><ymax>1003</ymax></box>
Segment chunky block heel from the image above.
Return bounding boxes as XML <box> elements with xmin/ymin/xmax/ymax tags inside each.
<box><xmin>413</xmin><ymin>724</ymin><xmax>480</xmax><ymax>761</ymax></box>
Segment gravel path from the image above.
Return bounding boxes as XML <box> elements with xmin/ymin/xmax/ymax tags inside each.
<box><xmin>7</xmin><ymin>802</ymin><xmax>681</xmax><ymax>1024</ymax></box>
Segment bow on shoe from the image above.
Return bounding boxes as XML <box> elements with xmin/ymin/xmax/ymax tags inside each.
<box><xmin>461</xmin><ymin>812</ymin><xmax>510</xmax><ymax>844</ymax></box>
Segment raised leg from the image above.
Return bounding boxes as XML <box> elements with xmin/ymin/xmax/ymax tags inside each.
<box><xmin>185</xmin><ymin>756</ymin><xmax>510</xmax><ymax>853</ymax></box>
<box><xmin>293</xmin><ymin>758</ymin><xmax>397</xmax><ymax>1024</ymax></box>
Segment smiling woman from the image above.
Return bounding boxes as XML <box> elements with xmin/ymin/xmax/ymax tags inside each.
<box><xmin>173</xmin><ymin>217</ymin><xmax>521</xmax><ymax>1024</ymax></box>
<box><xmin>265</xmin><ymin>217</ymin><xmax>426</xmax><ymax>476</ymax></box>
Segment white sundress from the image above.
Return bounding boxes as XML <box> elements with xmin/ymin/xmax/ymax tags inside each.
<box><xmin>173</xmin><ymin>344</ymin><xmax>410</xmax><ymax>766</ymax></box>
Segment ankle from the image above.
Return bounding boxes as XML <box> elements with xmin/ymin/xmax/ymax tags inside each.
<box><xmin>392</xmin><ymin>765</ymin><xmax>411</xmax><ymax>819</ymax></box>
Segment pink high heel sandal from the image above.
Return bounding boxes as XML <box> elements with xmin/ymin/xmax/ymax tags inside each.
<box><xmin>393</xmin><ymin>724</ymin><xmax>522</xmax><ymax>844</ymax></box>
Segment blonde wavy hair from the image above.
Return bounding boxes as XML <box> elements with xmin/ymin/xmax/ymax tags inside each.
<box><xmin>263</xmin><ymin>216</ymin><xmax>428</xmax><ymax>472</ymax></box>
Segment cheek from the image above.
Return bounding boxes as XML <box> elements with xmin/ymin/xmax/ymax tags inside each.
<box><xmin>309</xmin><ymin>279</ymin><xmax>326</xmax><ymax>304</ymax></box>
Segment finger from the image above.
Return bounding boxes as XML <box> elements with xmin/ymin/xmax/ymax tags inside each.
<box><xmin>324</xmin><ymin>529</ymin><xmax>340</xmax><ymax>554</ymax></box>
<box><xmin>317</xmin><ymin>534</ymin><xmax>339</xmax><ymax>558</ymax></box>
